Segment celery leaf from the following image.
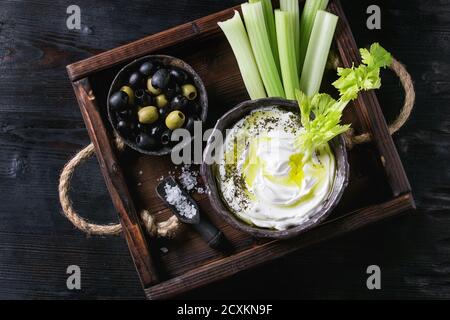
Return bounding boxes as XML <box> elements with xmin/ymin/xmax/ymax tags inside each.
<box><xmin>332</xmin><ymin>43</ymin><xmax>392</xmax><ymax>101</ymax></box>
<box><xmin>295</xmin><ymin>89</ymin><xmax>350</xmax><ymax>160</ymax></box>
<box><xmin>360</xmin><ymin>43</ymin><xmax>392</xmax><ymax>69</ymax></box>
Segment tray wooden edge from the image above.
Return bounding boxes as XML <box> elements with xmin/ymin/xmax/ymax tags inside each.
<box><xmin>72</xmin><ymin>78</ymin><xmax>159</xmax><ymax>289</ymax></box>
<box><xmin>145</xmin><ymin>193</ymin><xmax>414</xmax><ymax>300</ymax></box>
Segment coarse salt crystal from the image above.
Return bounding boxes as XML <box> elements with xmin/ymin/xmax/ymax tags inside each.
<box><xmin>196</xmin><ymin>187</ymin><xmax>205</xmax><ymax>194</ymax></box>
<box><xmin>178</xmin><ymin>165</ymin><xmax>198</xmax><ymax>191</ymax></box>
<box><xmin>160</xmin><ymin>247</ymin><xmax>169</xmax><ymax>254</ymax></box>
<box><xmin>164</xmin><ymin>183</ymin><xmax>197</xmax><ymax>219</ymax></box>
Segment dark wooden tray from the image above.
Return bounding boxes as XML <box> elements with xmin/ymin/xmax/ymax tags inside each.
<box><xmin>66</xmin><ymin>0</ymin><xmax>414</xmax><ymax>299</ymax></box>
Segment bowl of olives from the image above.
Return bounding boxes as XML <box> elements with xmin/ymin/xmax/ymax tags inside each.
<box><xmin>107</xmin><ymin>55</ymin><xmax>208</xmax><ymax>155</ymax></box>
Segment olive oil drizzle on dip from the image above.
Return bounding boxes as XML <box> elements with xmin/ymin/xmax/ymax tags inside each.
<box><xmin>215</xmin><ymin>106</ymin><xmax>335</xmax><ymax>230</ymax></box>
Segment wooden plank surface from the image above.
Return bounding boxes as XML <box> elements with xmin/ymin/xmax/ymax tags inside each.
<box><xmin>0</xmin><ymin>0</ymin><xmax>448</xmax><ymax>299</ymax></box>
<box><xmin>66</xmin><ymin>6</ymin><xmax>239</xmax><ymax>81</ymax></box>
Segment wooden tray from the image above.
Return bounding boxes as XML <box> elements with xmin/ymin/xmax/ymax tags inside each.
<box><xmin>66</xmin><ymin>0</ymin><xmax>414</xmax><ymax>299</ymax></box>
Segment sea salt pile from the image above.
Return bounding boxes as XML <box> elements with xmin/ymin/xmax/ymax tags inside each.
<box><xmin>157</xmin><ymin>165</ymin><xmax>207</xmax><ymax>195</ymax></box>
<box><xmin>178</xmin><ymin>165</ymin><xmax>206</xmax><ymax>194</ymax></box>
<box><xmin>164</xmin><ymin>182</ymin><xmax>197</xmax><ymax>219</ymax></box>
<box><xmin>178</xmin><ymin>165</ymin><xmax>198</xmax><ymax>191</ymax></box>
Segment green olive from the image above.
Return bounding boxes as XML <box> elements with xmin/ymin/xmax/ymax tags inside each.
<box><xmin>147</xmin><ymin>78</ymin><xmax>161</xmax><ymax>95</ymax></box>
<box><xmin>181</xmin><ymin>84</ymin><xmax>197</xmax><ymax>100</ymax></box>
<box><xmin>165</xmin><ymin>110</ymin><xmax>185</xmax><ymax>130</ymax></box>
<box><xmin>155</xmin><ymin>94</ymin><xmax>168</xmax><ymax>108</ymax></box>
<box><xmin>120</xmin><ymin>86</ymin><xmax>134</xmax><ymax>105</ymax></box>
<box><xmin>138</xmin><ymin>106</ymin><xmax>159</xmax><ymax>124</ymax></box>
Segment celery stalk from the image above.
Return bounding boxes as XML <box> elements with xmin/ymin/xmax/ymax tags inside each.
<box><xmin>218</xmin><ymin>11</ymin><xmax>267</xmax><ymax>100</ymax></box>
<box><xmin>275</xmin><ymin>10</ymin><xmax>299</xmax><ymax>100</ymax></box>
<box><xmin>242</xmin><ymin>2</ymin><xmax>285</xmax><ymax>98</ymax></box>
<box><xmin>298</xmin><ymin>0</ymin><xmax>329</xmax><ymax>72</ymax></box>
<box><xmin>249</xmin><ymin>0</ymin><xmax>280</xmax><ymax>73</ymax></box>
<box><xmin>299</xmin><ymin>10</ymin><xmax>338</xmax><ymax>96</ymax></box>
<box><xmin>280</xmin><ymin>0</ymin><xmax>300</xmax><ymax>70</ymax></box>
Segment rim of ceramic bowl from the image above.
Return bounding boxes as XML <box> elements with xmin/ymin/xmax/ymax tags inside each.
<box><xmin>107</xmin><ymin>54</ymin><xmax>208</xmax><ymax>156</ymax></box>
<box><xmin>201</xmin><ymin>98</ymin><xmax>349</xmax><ymax>239</ymax></box>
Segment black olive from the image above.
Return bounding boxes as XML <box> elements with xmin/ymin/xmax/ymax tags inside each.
<box><xmin>117</xmin><ymin>120</ymin><xmax>131</xmax><ymax>136</ymax></box>
<box><xmin>136</xmin><ymin>133</ymin><xmax>159</xmax><ymax>150</ymax></box>
<box><xmin>129</xmin><ymin>71</ymin><xmax>143</xmax><ymax>88</ymax></box>
<box><xmin>171</xmin><ymin>95</ymin><xmax>188</xmax><ymax>111</ymax></box>
<box><xmin>159</xmin><ymin>106</ymin><xmax>170</xmax><ymax>119</ymax></box>
<box><xmin>129</xmin><ymin>121</ymin><xmax>137</xmax><ymax>133</ymax></box>
<box><xmin>128</xmin><ymin>128</ymin><xmax>138</xmax><ymax>141</ymax></box>
<box><xmin>165</xmin><ymin>83</ymin><xmax>181</xmax><ymax>100</ymax></box>
<box><xmin>150</xmin><ymin>125</ymin><xmax>163</xmax><ymax>138</ymax></box>
<box><xmin>139</xmin><ymin>62</ymin><xmax>154</xmax><ymax>76</ymax></box>
<box><xmin>169</xmin><ymin>68</ymin><xmax>188</xmax><ymax>84</ymax></box>
<box><xmin>142</xmin><ymin>92</ymin><xmax>153</xmax><ymax>105</ymax></box>
<box><xmin>160</xmin><ymin>130</ymin><xmax>172</xmax><ymax>146</ymax></box>
<box><xmin>184</xmin><ymin>116</ymin><xmax>195</xmax><ymax>133</ymax></box>
<box><xmin>135</xmin><ymin>88</ymin><xmax>145</xmax><ymax>99</ymax></box>
<box><xmin>117</xmin><ymin>109</ymin><xmax>133</xmax><ymax>121</ymax></box>
<box><xmin>135</xmin><ymin>89</ymin><xmax>153</xmax><ymax>106</ymax></box>
<box><xmin>137</xmin><ymin>123</ymin><xmax>152</xmax><ymax>133</ymax></box>
<box><xmin>151</xmin><ymin>68</ymin><xmax>170</xmax><ymax>90</ymax></box>
<box><xmin>109</xmin><ymin>91</ymin><xmax>128</xmax><ymax>111</ymax></box>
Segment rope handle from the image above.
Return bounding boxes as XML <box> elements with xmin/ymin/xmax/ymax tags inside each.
<box><xmin>58</xmin><ymin>136</ymin><xmax>180</xmax><ymax>237</ymax></box>
<box><xmin>343</xmin><ymin>57</ymin><xmax>415</xmax><ymax>149</ymax></box>
<box><xmin>59</xmin><ymin>57</ymin><xmax>414</xmax><ymax>237</ymax></box>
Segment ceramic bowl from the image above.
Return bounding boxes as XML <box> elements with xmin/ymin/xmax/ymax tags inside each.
<box><xmin>201</xmin><ymin>98</ymin><xmax>349</xmax><ymax>239</ymax></box>
<box><xmin>107</xmin><ymin>55</ymin><xmax>208</xmax><ymax>156</ymax></box>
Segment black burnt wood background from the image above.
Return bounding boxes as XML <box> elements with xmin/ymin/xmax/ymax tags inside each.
<box><xmin>0</xmin><ymin>0</ymin><xmax>448</xmax><ymax>299</ymax></box>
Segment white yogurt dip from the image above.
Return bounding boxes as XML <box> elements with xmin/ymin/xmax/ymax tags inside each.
<box><xmin>215</xmin><ymin>106</ymin><xmax>335</xmax><ymax>230</ymax></box>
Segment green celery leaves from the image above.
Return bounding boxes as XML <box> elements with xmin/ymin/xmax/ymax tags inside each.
<box><xmin>295</xmin><ymin>90</ymin><xmax>350</xmax><ymax>160</ymax></box>
<box><xmin>296</xmin><ymin>43</ymin><xmax>392</xmax><ymax>159</ymax></box>
<box><xmin>332</xmin><ymin>43</ymin><xmax>392</xmax><ymax>100</ymax></box>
